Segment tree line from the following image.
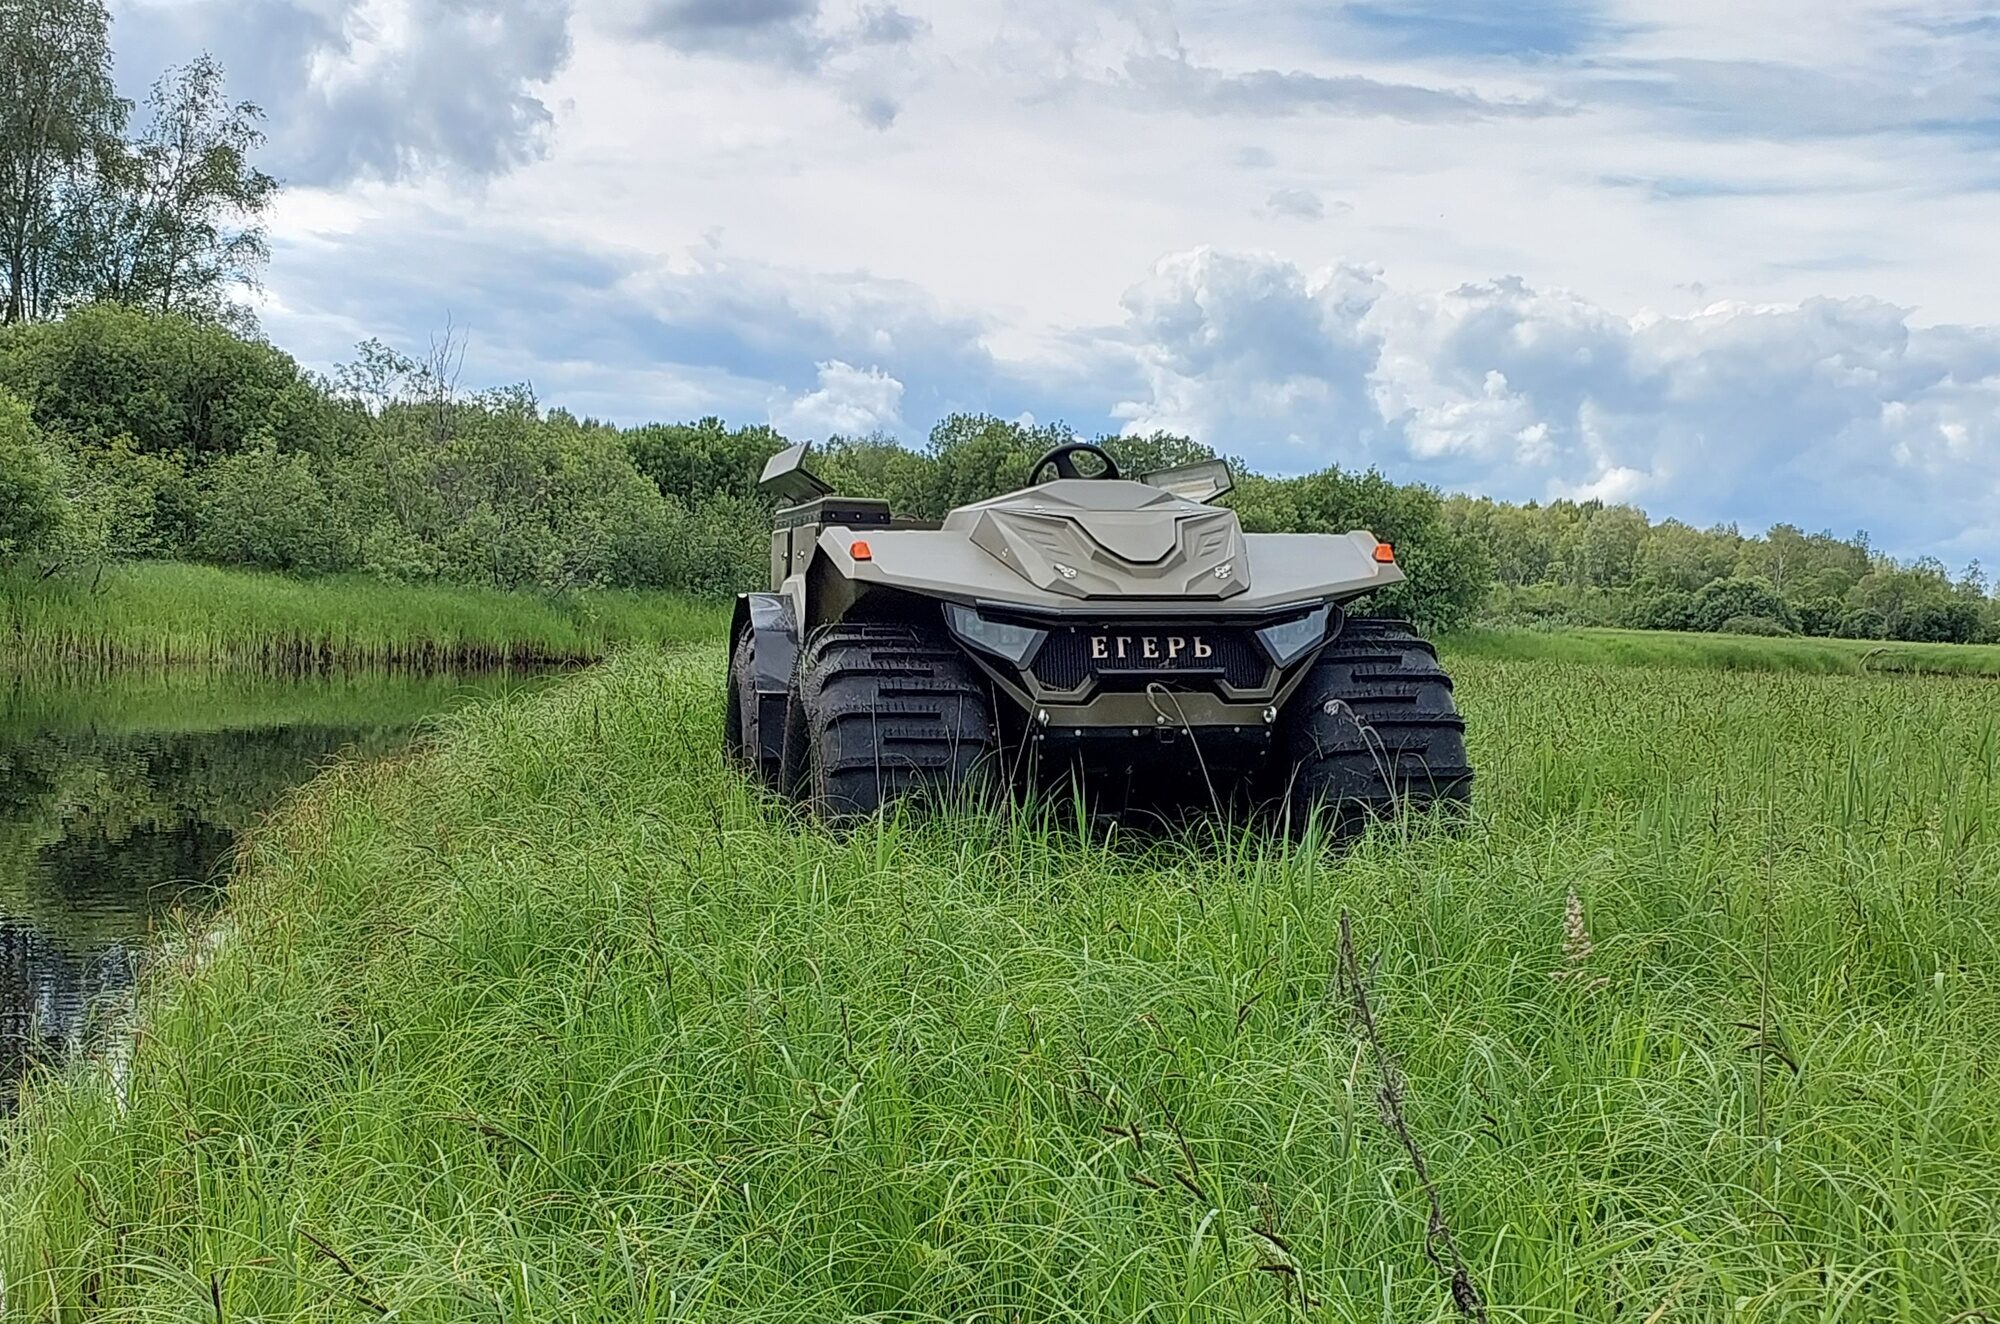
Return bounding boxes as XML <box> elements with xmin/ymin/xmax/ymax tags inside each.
<box><xmin>1447</xmin><ymin>496</ymin><xmax>1999</xmax><ymax>644</ymax></box>
<box><xmin>4</xmin><ymin>303</ymin><xmax>1998</xmax><ymax>643</ymax></box>
<box><xmin>0</xmin><ymin>305</ymin><xmax>1485</xmax><ymax>623</ymax></box>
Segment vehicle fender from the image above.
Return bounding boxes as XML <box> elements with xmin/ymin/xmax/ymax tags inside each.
<box><xmin>731</xmin><ymin>593</ymin><xmax>799</xmax><ymax>773</ymax></box>
<box><xmin>731</xmin><ymin>592</ymin><xmax>799</xmax><ymax>691</ymax></box>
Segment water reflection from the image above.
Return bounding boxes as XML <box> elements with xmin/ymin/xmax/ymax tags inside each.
<box><xmin>0</xmin><ymin>668</ymin><xmax>553</xmax><ymax>1109</ymax></box>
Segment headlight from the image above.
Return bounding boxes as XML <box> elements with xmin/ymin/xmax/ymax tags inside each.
<box><xmin>945</xmin><ymin>603</ymin><xmax>1048</xmax><ymax>667</ymax></box>
<box><xmin>1254</xmin><ymin>604</ymin><xmax>1334</xmax><ymax>667</ymax></box>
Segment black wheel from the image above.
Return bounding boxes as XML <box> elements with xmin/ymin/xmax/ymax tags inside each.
<box><xmin>1280</xmin><ymin>618</ymin><xmax>1472</xmax><ymax>828</ymax></box>
<box><xmin>783</xmin><ymin>621</ymin><xmax>998</xmax><ymax>820</ymax></box>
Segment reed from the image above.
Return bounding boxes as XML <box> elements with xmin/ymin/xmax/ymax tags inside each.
<box><xmin>1</xmin><ymin>562</ymin><xmax>727</xmax><ymax>672</ymax></box>
<box><xmin>3</xmin><ymin>648</ymin><xmax>1997</xmax><ymax>1320</ymax></box>
<box><xmin>0</xmin><ymin>665</ymin><xmax>564</xmax><ymax>741</ymax></box>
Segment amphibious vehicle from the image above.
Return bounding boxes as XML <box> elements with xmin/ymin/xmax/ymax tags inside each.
<box><xmin>725</xmin><ymin>441</ymin><xmax>1471</xmax><ymax>822</ymax></box>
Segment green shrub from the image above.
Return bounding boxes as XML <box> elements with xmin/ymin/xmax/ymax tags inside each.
<box><xmin>0</xmin><ymin>392</ymin><xmax>66</xmax><ymax>561</ymax></box>
<box><xmin>1842</xmin><ymin>563</ymin><xmax>1986</xmax><ymax>644</ymax></box>
<box><xmin>669</xmin><ymin>493</ymin><xmax>775</xmax><ymax>599</ymax></box>
<box><xmin>545</xmin><ymin>429</ymin><xmax>685</xmax><ymax>590</ymax></box>
<box><xmin>51</xmin><ymin>435</ymin><xmax>194</xmax><ymax>564</ymax></box>
<box><xmin>1627</xmin><ymin>588</ymin><xmax>1697</xmax><ymax>631</ymax></box>
<box><xmin>1898</xmin><ymin>595</ymin><xmax>1985</xmax><ymax>645</ymax></box>
<box><xmin>1477</xmin><ymin>582</ymin><xmax>1625</xmax><ymax>630</ymax></box>
<box><xmin>1718</xmin><ymin>613</ymin><xmax>1794</xmax><ymax>637</ymax></box>
<box><xmin>0</xmin><ymin>304</ymin><xmax>331</xmax><ymax>460</ymax></box>
<box><xmin>1690</xmin><ymin>576</ymin><xmax>1797</xmax><ymax>633</ymax></box>
<box><xmin>1836</xmin><ymin>607</ymin><xmax>1890</xmax><ymax>640</ymax></box>
<box><xmin>318</xmin><ymin>399</ymin><xmax>688</xmax><ymax>593</ymax></box>
<box><xmin>193</xmin><ymin>444</ymin><xmax>358</xmax><ymax>575</ymax></box>
<box><xmin>1792</xmin><ymin>595</ymin><xmax>1844</xmax><ymax>637</ymax></box>
<box><xmin>627</xmin><ymin>418</ymin><xmax>786</xmax><ymax>503</ymax></box>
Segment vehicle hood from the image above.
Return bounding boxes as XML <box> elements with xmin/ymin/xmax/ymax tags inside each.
<box><xmin>940</xmin><ymin>479</ymin><xmax>1250</xmax><ymax>599</ymax></box>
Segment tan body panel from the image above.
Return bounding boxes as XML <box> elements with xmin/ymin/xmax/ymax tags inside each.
<box><xmin>816</xmin><ymin>525</ymin><xmax>1401</xmax><ymax>615</ymax></box>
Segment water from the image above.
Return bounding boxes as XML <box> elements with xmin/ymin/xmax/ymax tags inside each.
<box><xmin>0</xmin><ymin>667</ymin><xmax>553</xmax><ymax>1110</ymax></box>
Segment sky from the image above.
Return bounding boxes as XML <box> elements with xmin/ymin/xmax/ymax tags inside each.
<box><xmin>106</xmin><ymin>0</ymin><xmax>2000</xmax><ymax>568</ymax></box>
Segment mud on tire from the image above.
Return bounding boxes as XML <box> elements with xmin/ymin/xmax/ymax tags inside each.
<box><xmin>1281</xmin><ymin>617</ymin><xmax>1473</xmax><ymax>828</ymax></box>
<box><xmin>782</xmin><ymin>621</ymin><xmax>999</xmax><ymax>820</ymax></box>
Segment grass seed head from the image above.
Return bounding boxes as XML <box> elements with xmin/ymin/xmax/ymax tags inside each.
<box><xmin>1552</xmin><ymin>890</ymin><xmax>1610</xmax><ymax>991</ymax></box>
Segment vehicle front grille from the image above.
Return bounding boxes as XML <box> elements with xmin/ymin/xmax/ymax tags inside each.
<box><xmin>1030</xmin><ymin>625</ymin><xmax>1268</xmax><ymax>692</ymax></box>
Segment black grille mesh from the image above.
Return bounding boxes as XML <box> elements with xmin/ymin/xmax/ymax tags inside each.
<box><xmin>1031</xmin><ymin>626</ymin><xmax>1268</xmax><ymax>691</ymax></box>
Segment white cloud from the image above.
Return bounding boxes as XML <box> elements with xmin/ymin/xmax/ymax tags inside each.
<box><xmin>602</xmin><ymin>0</ymin><xmax>929</xmax><ymax>124</ymax></box>
<box><xmin>113</xmin><ymin>0</ymin><xmax>575</xmax><ymax>184</ymax></box>
<box><xmin>615</xmin><ymin>0</ymin><xmax>826</xmax><ymax>70</ymax></box>
<box><xmin>1263</xmin><ymin>187</ymin><xmax>1332</xmax><ymax>220</ymax></box>
<box><xmin>1109</xmin><ymin>248</ymin><xmax>2000</xmax><ymax>562</ymax></box>
<box><xmin>1115</xmin><ymin>49</ymin><xmax>1569</xmax><ymax>121</ymax></box>
<box><xmin>772</xmin><ymin>360</ymin><xmax>906</xmax><ymax>437</ymax></box>
<box><xmin>253</xmin><ymin>204</ymin><xmax>1032</xmax><ymax>435</ymax></box>
<box><xmin>1114</xmin><ymin>248</ymin><xmax>1391</xmax><ymax>456</ymax></box>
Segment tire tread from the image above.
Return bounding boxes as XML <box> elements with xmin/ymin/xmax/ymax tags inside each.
<box><xmin>789</xmin><ymin>621</ymin><xmax>997</xmax><ymax>818</ymax></box>
<box><xmin>1283</xmin><ymin>617</ymin><xmax>1473</xmax><ymax>824</ymax></box>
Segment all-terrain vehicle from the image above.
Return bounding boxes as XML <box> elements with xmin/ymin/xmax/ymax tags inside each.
<box><xmin>725</xmin><ymin>441</ymin><xmax>1471</xmax><ymax>823</ymax></box>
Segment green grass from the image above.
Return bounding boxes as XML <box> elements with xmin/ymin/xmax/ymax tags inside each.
<box><xmin>1</xmin><ymin>562</ymin><xmax>727</xmax><ymax>670</ymax></box>
<box><xmin>1446</xmin><ymin>625</ymin><xmax>2000</xmax><ymax>677</ymax></box>
<box><xmin>5</xmin><ymin>649</ymin><xmax>2000</xmax><ymax>1320</ymax></box>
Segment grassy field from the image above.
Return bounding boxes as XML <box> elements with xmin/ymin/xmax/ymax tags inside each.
<box><xmin>1</xmin><ymin>562</ymin><xmax>727</xmax><ymax>670</ymax></box>
<box><xmin>1448</xmin><ymin>625</ymin><xmax>2000</xmax><ymax>677</ymax></box>
<box><xmin>4</xmin><ymin>647</ymin><xmax>1999</xmax><ymax>1320</ymax></box>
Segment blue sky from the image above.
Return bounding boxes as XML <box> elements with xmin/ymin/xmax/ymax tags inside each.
<box><xmin>109</xmin><ymin>0</ymin><xmax>2000</xmax><ymax>567</ymax></box>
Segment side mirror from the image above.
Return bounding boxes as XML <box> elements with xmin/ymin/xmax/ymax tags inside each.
<box><xmin>759</xmin><ymin>441</ymin><xmax>833</xmax><ymax>504</ymax></box>
<box><xmin>1139</xmin><ymin>458</ymin><xmax>1234</xmax><ymax>503</ymax></box>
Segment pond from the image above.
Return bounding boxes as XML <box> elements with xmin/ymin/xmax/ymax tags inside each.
<box><xmin>0</xmin><ymin>667</ymin><xmax>555</xmax><ymax>1111</ymax></box>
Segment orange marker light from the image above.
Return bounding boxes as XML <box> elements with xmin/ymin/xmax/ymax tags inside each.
<box><xmin>850</xmin><ymin>540</ymin><xmax>874</xmax><ymax>561</ymax></box>
<box><xmin>1374</xmin><ymin>542</ymin><xmax>1396</xmax><ymax>563</ymax></box>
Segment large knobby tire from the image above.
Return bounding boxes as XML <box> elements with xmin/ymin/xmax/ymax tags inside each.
<box><xmin>782</xmin><ymin>621</ymin><xmax>998</xmax><ymax>820</ymax></box>
<box><xmin>1281</xmin><ymin>617</ymin><xmax>1473</xmax><ymax>828</ymax></box>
